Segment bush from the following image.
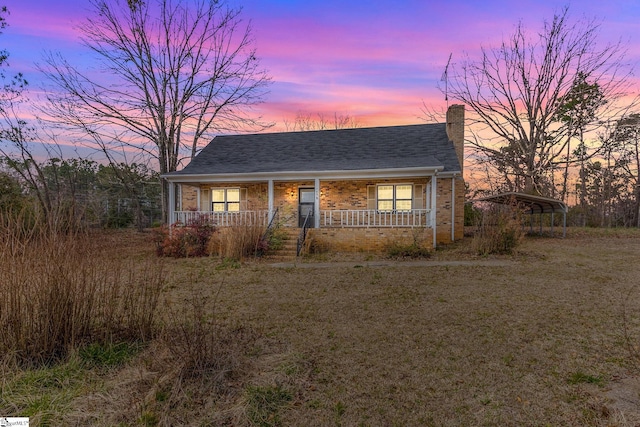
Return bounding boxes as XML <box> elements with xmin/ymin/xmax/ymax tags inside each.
<box><xmin>153</xmin><ymin>215</ymin><xmax>216</xmax><ymax>257</ymax></box>
<box><xmin>387</xmin><ymin>242</ymin><xmax>432</xmax><ymax>259</ymax></box>
<box><xmin>471</xmin><ymin>203</ymin><xmax>524</xmax><ymax>255</ymax></box>
<box><xmin>385</xmin><ymin>228</ymin><xmax>431</xmax><ymax>259</ymax></box>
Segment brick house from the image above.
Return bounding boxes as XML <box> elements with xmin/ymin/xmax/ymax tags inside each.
<box><xmin>163</xmin><ymin>104</ymin><xmax>465</xmax><ymax>252</ymax></box>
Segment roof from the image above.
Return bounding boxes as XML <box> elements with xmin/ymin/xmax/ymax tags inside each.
<box><xmin>165</xmin><ymin>123</ymin><xmax>461</xmax><ymax>179</ymax></box>
<box><xmin>474</xmin><ymin>192</ymin><xmax>568</xmax><ymax>214</ymax></box>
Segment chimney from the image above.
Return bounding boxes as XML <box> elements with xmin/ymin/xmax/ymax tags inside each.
<box><xmin>446</xmin><ymin>104</ymin><xmax>465</xmax><ymax>173</ymax></box>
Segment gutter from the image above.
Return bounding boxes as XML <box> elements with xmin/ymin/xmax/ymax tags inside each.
<box><xmin>161</xmin><ymin>166</ymin><xmax>446</xmax><ymax>183</ymax></box>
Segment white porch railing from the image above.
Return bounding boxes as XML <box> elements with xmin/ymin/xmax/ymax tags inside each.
<box><xmin>174</xmin><ymin>209</ymin><xmax>432</xmax><ymax>228</ymax></box>
<box><xmin>174</xmin><ymin>210</ymin><xmax>270</xmax><ymax>226</ymax></box>
<box><xmin>321</xmin><ymin>209</ymin><xmax>431</xmax><ymax>228</ymax></box>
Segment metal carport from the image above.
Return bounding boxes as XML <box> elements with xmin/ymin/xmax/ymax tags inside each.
<box><xmin>473</xmin><ymin>192</ymin><xmax>568</xmax><ymax>237</ymax></box>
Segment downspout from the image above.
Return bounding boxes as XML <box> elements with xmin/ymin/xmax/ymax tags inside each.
<box><xmin>168</xmin><ymin>180</ymin><xmax>175</xmax><ymax>230</ymax></box>
<box><xmin>268</xmin><ymin>179</ymin><xmax>274</xmax><ymax>223</ymax></box>
<box><xmin>451</xmin><ymin>174</ymin><xmax>457</xmax><ymax>242</ymax></box>
<box><xmin>314</xmin><ymin>178</ymin><xmax>321</xmax><ymax>228</ymax></box>
<box><xmin>431</xmin><ymin>173</ymin><xmax>437</xmax><ymax>248</ymax></box>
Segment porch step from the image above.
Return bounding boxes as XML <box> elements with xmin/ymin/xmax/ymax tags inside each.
<box><xmin>264</xmin><ymin>228</ymin><xmax>299</xmax><ymax>260</ymax></box>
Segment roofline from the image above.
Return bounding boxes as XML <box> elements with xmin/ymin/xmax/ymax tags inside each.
<box><xmin>162</xmin><ymin>166</ymin><xmax>453</xmax><ymax>183</ymax></box>
<box><xmin>210</xmin><ymin>122</ymin><xmax>443</xmax><ymax>139</ymax></box>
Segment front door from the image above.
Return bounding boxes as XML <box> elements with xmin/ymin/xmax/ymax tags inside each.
<box><xmin>298</xmin><ymin>188</ymin><xmax>315</xmax><ymax>228</ymax></box>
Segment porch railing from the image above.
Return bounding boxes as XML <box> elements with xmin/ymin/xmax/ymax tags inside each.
<box><xmin>174</xmin><ymin>210</ymin><xmax>270</xmax><ymax>227</ymax></box>
<box><xmin>321</xmin><ymin>209</ymin><xmax>431</xmax><ymax>228</ymax></box>
<box><xmin>173</xmin><ymin>209</ymin><xmax>431</xmax><ymax>228</ymax></box>
<box><xmin>297</xmin><ymin>210</ymin><xmax>312</xmax><ymax>256</ymax></box>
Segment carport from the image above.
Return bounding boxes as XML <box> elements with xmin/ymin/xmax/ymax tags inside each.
<box><xmin>474</xmin><ymin>192</ymin><xmax>568</xmax><ymax>237</ymax></box>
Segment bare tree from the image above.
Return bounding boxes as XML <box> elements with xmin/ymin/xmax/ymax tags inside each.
<box><xmin>0</xmin><ymin>7</ymin><xmax>58</xmax><ymax>219</ymax></box>
<box><xmin>609</xmin><ymin>114</ymin><xmax>640</xmax><ymax>226</ymax></box>
<box><xmin>445</xmin><ymin>7</ymin><xmax>635</xmax><ymax>197</ymax></box>
<box><xmin>40</xmin><ymin>0</ymin><xmax>271</xmax><ymax>221</ymax></box>
<box><xmin>283</xmin><ymin>111</ymin><xmax>360</xmax><ymax>131</ymax></box>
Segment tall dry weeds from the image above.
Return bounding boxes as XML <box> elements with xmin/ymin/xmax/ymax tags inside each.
<box><xmin>0</xmin><ymin>210</ymin><xmax>165</xmax><ymax>366</ymax></box>
<box><xmin>208</xmin><ymin>224</ymin><xmax>266</xmax><ymax>260</ymax></box>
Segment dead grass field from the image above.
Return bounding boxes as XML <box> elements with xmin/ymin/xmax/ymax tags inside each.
<box><xmin>3</xmin><ymin>228</ymin><xmax>640</xmax><ymax>426</ymax></box>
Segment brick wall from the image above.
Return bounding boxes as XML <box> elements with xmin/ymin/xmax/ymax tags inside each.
<box><xmin>180</xmin><ymin>185</ymin><xmax>199</xmax><ymax>210</ymax></box>
<box><xmin>307</xmin><ymin>227</ymin><xmax>434</xmax><ymax>252</ymax></box>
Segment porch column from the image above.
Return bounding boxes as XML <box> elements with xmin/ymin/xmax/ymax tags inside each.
<box><xmin>431</xmin><ymin>175</ymin><xmax>437</xmax><ymax>248</ymax></box>
<box><xmin>268</xmin><ymin>179</ymin><xmax>274</xmax><ymax>223</ymax></box>
<box><xmin>168</xmin><ymin>180</ymin><xmax>175</xmax><ymax>225</ymax></box>
<box><xmin>314</xmin><ymin>178</ymin><xmax>320</xmax><ymax>228</ymax></box>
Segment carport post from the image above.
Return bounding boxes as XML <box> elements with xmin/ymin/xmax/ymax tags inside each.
<box><xmin>551</xmin><ymin>212</ymin><xmax>555</xmax><ymax>237</ymax></box>
<box><xmin>539</xmin><ymin>213</ymin><xmax>543</xmax><ymax>235</ymax></box>
<box><xmin>530</xmin><ymin>210</ymin><xmax>534</xmax><ymax>233</ymax></box>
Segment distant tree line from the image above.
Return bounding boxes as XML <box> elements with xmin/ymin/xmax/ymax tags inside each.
<box><xmin>0</xmin><ymin>157</ymin><xmax>161</xmax><ymax>230</ymax></box>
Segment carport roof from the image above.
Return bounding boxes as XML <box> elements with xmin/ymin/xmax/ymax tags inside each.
<box><xmin>473</xmin><ymin>192</ymin><xmax>568</xmax><ymax>214</ymax></box>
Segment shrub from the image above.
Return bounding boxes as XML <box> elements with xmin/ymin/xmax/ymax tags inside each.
<box><xmin>471</xmin><ymin>203</ymin><xmax>524</xmax><ymax>255</ymax></box>
<box><xmin>387</xmin><ymin>242</ymin><xmax>431</xmax><ymax>259</ymax></box>
<box><xmin>386</xmin><ymin>228</ymin><xmax>431</xmax><ymax>259</ymax></box>
<box><xmin>153</xmin><ymin>215</ymin><xmax>215</xmax><ymax>258</ymax></box>
<box><xmin>301</xmin><ymin>234</ymin><xmax>330</xmax><ymax>256</ymax></box>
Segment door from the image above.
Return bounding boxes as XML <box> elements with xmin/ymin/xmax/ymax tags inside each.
<box><xmin>298</xmin><ymin>188</ymin><xmax>315</xmax><ymax>228</ymax></box>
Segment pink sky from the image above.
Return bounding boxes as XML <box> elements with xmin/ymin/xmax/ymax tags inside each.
<box><xmin>3</xmin><ymin>0</ymin><xmax>640</xmax><ymax>131</ymax></box>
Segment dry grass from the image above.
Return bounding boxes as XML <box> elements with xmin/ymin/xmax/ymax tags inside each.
<box><xmin>0</xmin><ymin>216</ymin><xmax>164</xmax><ymax>366</ymax></box>
<box><xmin>3</xmin><ymin>227</ymin><xmax>640</xmax><ymax>425</ymax></box>
<box><xmin>208</xmin><ymin>224</ymin><xmax>266</xmax><ymax>260</ymax></box>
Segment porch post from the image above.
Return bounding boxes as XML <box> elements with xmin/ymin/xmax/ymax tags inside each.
<box><xmin>268</xmin><ymin>179</ymin><xmax>274</xmax><ymax>223</ymax></box>
<box><xmin>314</xmin><ymin>178</ymin><xmax>321</xmax><ymax>228</ymax></box>
<box><xmin>168</xmin><ymin>180</ymin><xmax>175</xmax><ymax>225</ymax></box>
<box><xmin>431</xmin><ymin>175</ymin><xmax>437</xmax><ymax>248</ymax></box>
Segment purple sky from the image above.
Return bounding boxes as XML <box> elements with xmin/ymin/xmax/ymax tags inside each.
<box><xmin>3</xmin><ymin>0</ymin><xmax>640</xmax><ymax>130</ymax></box>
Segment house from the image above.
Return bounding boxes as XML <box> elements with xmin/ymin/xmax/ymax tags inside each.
<box><xmin>163</xmin><ymin>104</ymin><xmax>465</xmax><ymax>252</ymax></box>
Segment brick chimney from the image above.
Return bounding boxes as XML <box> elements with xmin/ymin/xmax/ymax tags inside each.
<box><xmin>446</xmin><ymin>104</ymin><xmax>465</xmax><ymax>173</ymax></box>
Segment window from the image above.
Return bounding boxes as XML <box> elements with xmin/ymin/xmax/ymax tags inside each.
<box><xmin>212</xmin><ymin>188</ymin><xmax>240</xmax><ymax>212</ymax></box>
<box><xmin>377</xmin><ymin>184</ymin><xmax>412</xmax><ymax>211</ymax></box>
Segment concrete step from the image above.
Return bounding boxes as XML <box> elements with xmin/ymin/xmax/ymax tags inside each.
<box><xmin>265</xmin><ymin>227</ymin><xmax>300</xmax><ymax>259</ymax></box>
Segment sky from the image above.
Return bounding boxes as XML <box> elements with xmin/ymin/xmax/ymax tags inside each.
<box><xmin>3</xmin><ymin>0</ymin><xmax>640</xmax><ymax>134</ymax></box>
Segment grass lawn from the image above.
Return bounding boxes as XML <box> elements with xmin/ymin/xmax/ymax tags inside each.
<box><xmin>3</xmin><ymin>228</ymin><xmax>640</xmax><ymax>426</ymax></box>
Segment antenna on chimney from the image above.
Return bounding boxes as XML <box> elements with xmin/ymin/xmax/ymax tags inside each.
<box><xmin>441</xmin><ymin>53</ymin><xmax>452</xmax><ymax>107</ymax></box>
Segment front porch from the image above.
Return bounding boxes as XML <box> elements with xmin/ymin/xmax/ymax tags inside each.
<box><xmin>165</xmin><ymin>173</ymin><xmax>460</xmax><ymax>251</ymax></box>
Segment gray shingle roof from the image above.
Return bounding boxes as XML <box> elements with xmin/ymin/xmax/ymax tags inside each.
<box><xmin>167</xmin><ymin>123</ymin><xmax>460</xmax><ymax>177</ymax></box>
